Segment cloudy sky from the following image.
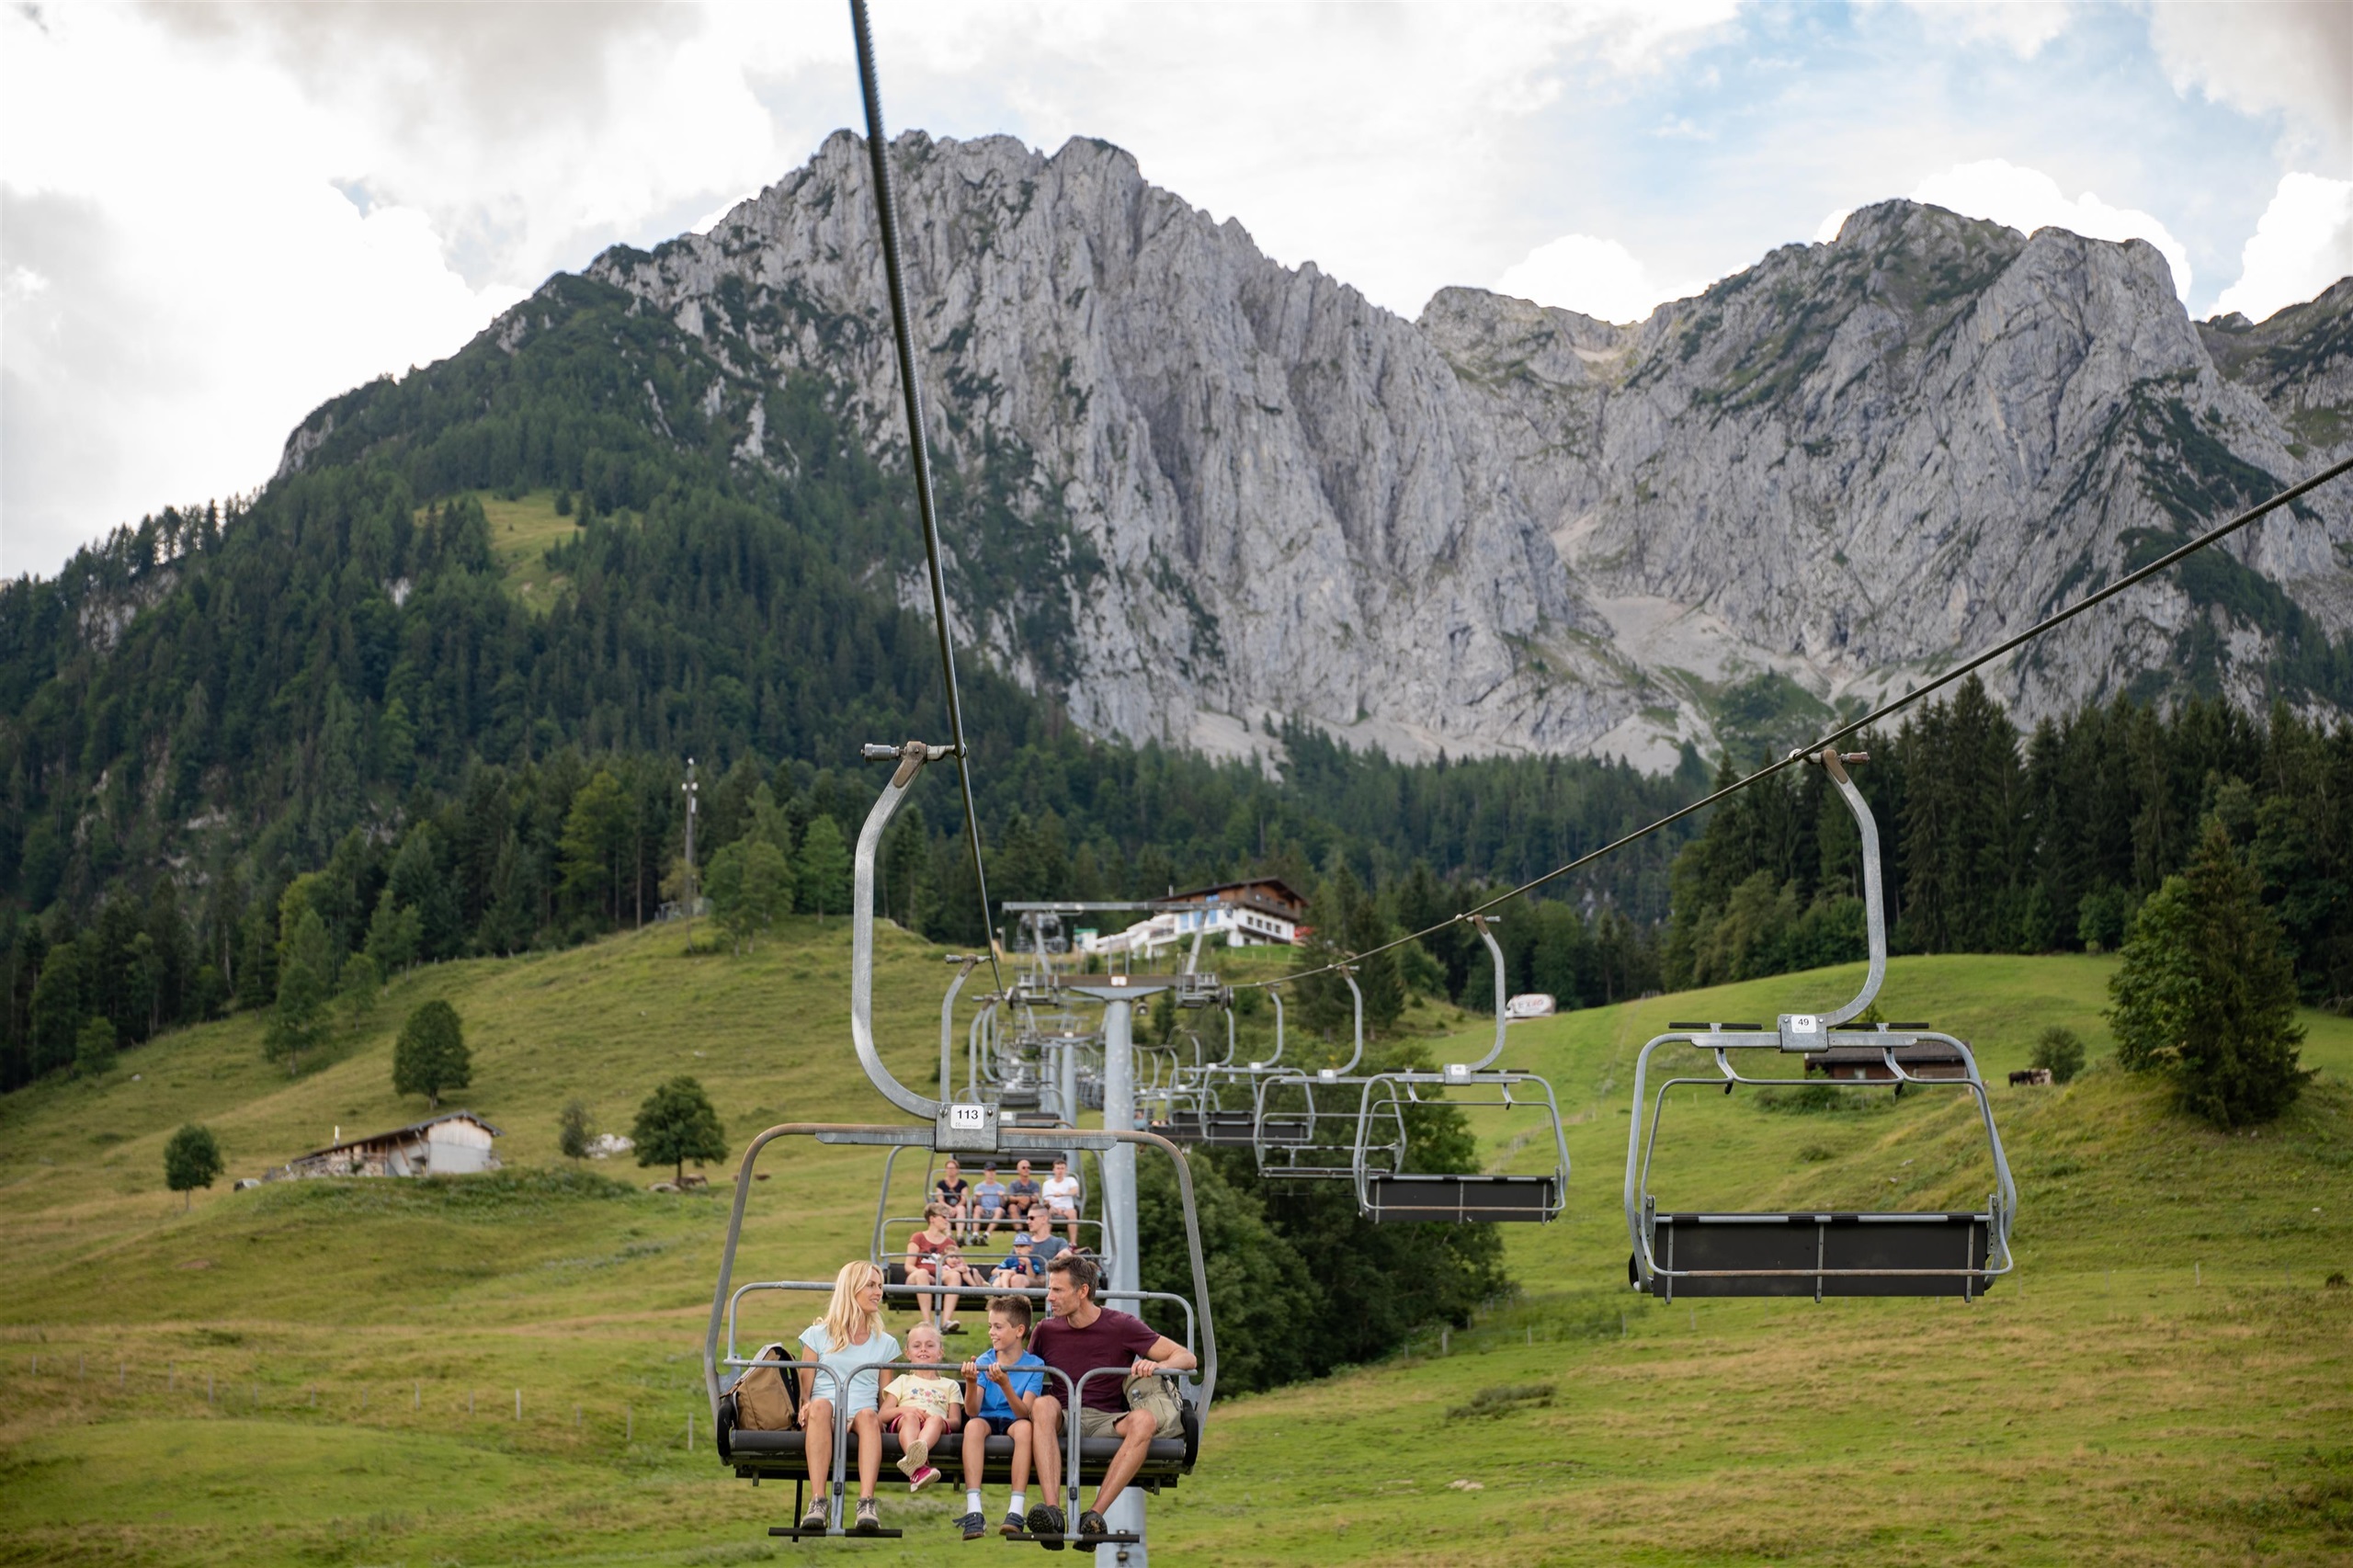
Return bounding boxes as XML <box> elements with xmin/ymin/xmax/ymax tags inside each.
<box><xmin>4</xmin><ymin>1</ymin><xmax>2348</xmax><ymax>580</ymax></box>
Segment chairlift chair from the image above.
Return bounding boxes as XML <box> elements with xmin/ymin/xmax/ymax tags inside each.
<box><xmin>1251</xmin><ymin>972</ymin><xmax>1408</xmax><ymax>1182</ymax></box>
<box><xmin>1351</xmin><ymin>916</ymin><xmax>1570</xmax><ymax>1223</ymax></box>
<box><xmin>1623</xmin><ymin>749</ymin><xmax>2018</xmax><ymax>1301</ymax></box>
<box><xmin>704</xmin><ymin>740</ymin><xmax>1218</xmax><ymax>1539</ymax></box>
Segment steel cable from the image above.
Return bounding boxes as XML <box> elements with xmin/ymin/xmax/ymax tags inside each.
<box><xmin>850</xmin><ymin>0</ymin><xmax>1002</xmax><ymax>994</ymax></box>
<box><xmin>1232</xmin><ymin>450</ymin><xmax>2353</xmax><ymax>991</ymax></box>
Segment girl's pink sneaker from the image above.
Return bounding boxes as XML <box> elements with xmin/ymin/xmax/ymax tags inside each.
<box><xmin>907</xmin><ymin>1464</ymin><xmax>941</xmax><ymax>1494</ymax></box>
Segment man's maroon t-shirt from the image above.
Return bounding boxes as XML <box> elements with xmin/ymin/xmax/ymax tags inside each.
<box><xmin>1030</xmin><ymin>1307</ymin><xmax>1160</xmax><ymax>1413</ymax></box>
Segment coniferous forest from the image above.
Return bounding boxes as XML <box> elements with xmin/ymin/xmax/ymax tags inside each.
<box><xmin>4</xmin><ymin>268</ymin><xmax>2349</xmax><ymax>1094</ymax></box>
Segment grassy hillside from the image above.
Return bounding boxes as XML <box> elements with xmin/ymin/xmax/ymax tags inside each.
<box><xmin>1</xmin><ymin>926</ymin><xmax>2348</xmax><ymax>1565</ymax></box>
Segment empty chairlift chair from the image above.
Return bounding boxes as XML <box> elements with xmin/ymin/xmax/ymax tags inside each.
<box><xmin>1251</xmin><ymin>972</ymin><xmax>1406</xmax><ymax>1182</ymax></box>
<box><xmin>1623</xmin><ymin>748</ymin><xmax>2018</xmax><ymax>1301</ymax></box>
<box><xmin>1352</xmin><ymin>915</ymin><xmax>1570</xmax><ymax>1223</ymax></box>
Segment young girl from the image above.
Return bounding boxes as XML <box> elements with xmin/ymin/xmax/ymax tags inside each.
<box><xmin>794</xmin><ymin>1261</ymin><xmax>899</xmax><ymax>1535</ymax></box>
<box><xmin>879</xmin><ymin>1323</ymin><xmax>961</xmax><ymax>1494</ymax></box>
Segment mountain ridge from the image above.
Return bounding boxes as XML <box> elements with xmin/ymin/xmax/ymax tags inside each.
<box><xmin>274</xmin><ymin>129</ymin><xmax>2353</xmax><ymax>767</ymax></box>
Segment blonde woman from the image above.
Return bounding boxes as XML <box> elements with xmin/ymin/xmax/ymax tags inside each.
<box><xmin>794</xmin><ymin>1261</ymin><xmax>900</xmax><ymax>1534</ymax></box>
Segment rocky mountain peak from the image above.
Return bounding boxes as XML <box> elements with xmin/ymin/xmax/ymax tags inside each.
<box><xmin>563</xmin><ymin>135</ymin><xmax>2348</xmax><ymax>767</ymax></box>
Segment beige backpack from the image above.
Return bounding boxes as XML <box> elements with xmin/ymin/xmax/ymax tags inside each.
<box><xmin>733</xmin><ymin>1342</ymin><xmax>800</xmax><ymax>1431</ymax></box>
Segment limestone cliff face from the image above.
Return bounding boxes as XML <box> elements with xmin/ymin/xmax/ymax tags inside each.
<box><xmin>579</xmin><ymin>134</ymin><xmax>2349</xmax><ymax>764</ymax></box>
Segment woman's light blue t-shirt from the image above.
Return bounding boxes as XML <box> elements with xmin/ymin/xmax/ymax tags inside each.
<box><xmin>799</xmin><ymin>1321</ymin><xmax>901</xmax><ymax>1415</ymax></box>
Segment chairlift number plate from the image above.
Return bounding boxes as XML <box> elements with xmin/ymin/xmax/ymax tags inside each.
<box><xmin>1779</xmin><ymin>1014</ymin><xmax>1824</xmax><ymax>1052</ymax></box>
<box><xmin>937</xmin><ymin>1102</ymin><xmax>998</xmax><ymax>1153</ymax></box>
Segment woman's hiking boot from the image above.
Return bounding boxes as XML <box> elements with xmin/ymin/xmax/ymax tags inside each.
<box><xmin>852</xmin><ymin>1498</ymin><xmax>881</xmax><ymax>1535</ymax></box>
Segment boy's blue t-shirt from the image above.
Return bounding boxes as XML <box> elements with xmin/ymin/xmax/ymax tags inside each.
<box><xmin>973</xmin><ymin>1348</ymin><xmax>1045</xmax><ymax>1421</ymax></box>
<box><xmin>975</xmin><ymin>1178</ymin><xmax>1008</xmax><ymax>1211</ymax></box>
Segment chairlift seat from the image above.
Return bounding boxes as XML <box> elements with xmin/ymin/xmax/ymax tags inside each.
<box><xmin>719</xmin><ymin>1404</ymin><xmax>1198</xmax><ymax>1488</ymax></box>
<box><xmin>1642</xmin><ymin>1210</ymin><xmax>1995</xmax><ymax>1299</ymax></box>
<box><xmin>1361</xmin><ymin>1173</ymin><xmax>1562</xmax><ymax>1223</ymax></box>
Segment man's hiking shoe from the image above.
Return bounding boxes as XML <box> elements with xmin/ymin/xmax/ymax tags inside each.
<box><xmin>956</xmin><ymin>1511</ymin><xmax>986</xmax><ymax>1540</ymax></box>
<box><xmin>1025</xmin><ymin>1502</ymin><xmax>1065</xmax><ymax>1551</ymax></box>
<box><xmin>1000</xmin><ymin>1511</ymin><xmax>1026</xmax><ymax>1537</ymax></box>
<box><xmin>852</xmin><ymin>1499</ymin><xmax>881</xmax><ymax>1535</ymax></box>
<box><xmin>799</xmin><ymin>1503</ymin><xmax>827</xmax><ymax>1533</ymax></box>
<box><xmin>908</xmin><ymin>1464</ymin><xmax>941</xmax><ymax>1494</ymax></box>
<box><xmin>941</xmin><ymin>1320</ymin><xmax>966</xmax><ymax>1335</ymax></box>
<box><xmin>1077</xmin><ymin>1510</ymin><xmax>1109</xmax><ymax>1540</ymax></box>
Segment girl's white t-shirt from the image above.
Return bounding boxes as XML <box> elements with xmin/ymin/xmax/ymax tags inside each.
<box><xmin>799</xmin><ymin>1321</ymin><xmax>901</xmax><ymax>1415</ymax></box>
<box><xmin>1042</xmin><ymin>1175</ymin><xmax>1081</xmax><ymax>1214</ymax></box>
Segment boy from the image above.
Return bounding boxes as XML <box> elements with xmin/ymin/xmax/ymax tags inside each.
<box><xmin>956</xmin><ymin>1296</ymin><xmax>1045</xmax><ymax>1540</ymax></box>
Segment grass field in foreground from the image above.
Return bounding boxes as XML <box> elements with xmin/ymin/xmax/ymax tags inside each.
<box><xmin>0</xmin><ymin>923</ymin><xmax>2347</xmax><ymax>1566</ymax></box>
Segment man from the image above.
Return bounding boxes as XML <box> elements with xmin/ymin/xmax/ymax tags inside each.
<box><xmin>1040</xmin><ymin>1158</ymin><xmax>1082</xmax><ymax>1245</ymax></box>
<box><xmin>988</xmin><ymin>1209</ymin><xmax>1067</xmax><ymax>1290</ymax></box>
<box><xmin>1024</xmin><ymin>1252</ymin><xmax>1196</xmax><ymax>1548</ymax></box>
<box><xmin>1005</xmin><ymin>1158</ymin><xmax>1041</xmax><ymax>1227</ymax></box>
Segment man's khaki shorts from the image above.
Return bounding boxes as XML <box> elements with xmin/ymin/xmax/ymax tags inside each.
<box><xmin>1075</xmin><ymin>1403</ymin><xmax>1181</xmax><ymax>1440</ymax></box>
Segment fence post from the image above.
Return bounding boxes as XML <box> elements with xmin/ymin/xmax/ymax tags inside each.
<box><xmin>686</xmin><ymin>1413</ymin><xmax>693</xmax><ymax>1450</ymax></box>
<box><xmin>627</xmin><ymin>1405</ymin><xmax>633</xmax><ymax>1441</ymax></box>
<box><xmin>515</xmin><ymin>1389</ymin><xmax>521</xmax><ymax>1420</ymax></box>
<box><xmin>168</xmin><ymin>1362</ymin><xmax>176</xmax><ymax>1392</ymax></box>
<box><xmin>415</xmin><ymin>1382</ymin><xmax>421</xmax><ymax>1410</ymax></box>
<box><xmin>119</xmin><ymin>1361</ymin><xmax>125</xmax><ymax>1388</ymax></box>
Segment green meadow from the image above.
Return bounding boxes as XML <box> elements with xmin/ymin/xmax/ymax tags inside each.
<box><xmin>2</xmin><ymin>921</ymin><xmax>2348</xmax><ymax>1565</ymax></box>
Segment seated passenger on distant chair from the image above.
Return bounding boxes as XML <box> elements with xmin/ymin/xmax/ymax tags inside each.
<box><xmin>1023</xmin><ymin>1253</ymin><xmax>1196</xmax><ymax>1547</ymax></box>
<box><xmin>988</xmin><ymin>1209</ymin><xmax>1067</xmax><ymax>1290</ymax></box>
<box><xmin>906</xmin><ymin>1204</ymin><xmax>983</xmax><ymax>1335</ymax></box>
<box><xmin>933</xmin><ymin>1158</ymin><xmax>972</xmax><ymax>1241</ymax></box>
<box><xmin>793</xmin><ymin>1261</ymin><xmax>901</xmax><ymax>1536</ymax></box>
<box><xmin>1041</xmin><ymin>1159</ymin><xmax>1082</xmax><ymax>1245</ymax></box>
<box><xmin>1005</xmin><ymin>1159</ymin><xmax>1040</xmax><ymax>1226</ymax></box>
<box><xmin>953</xmin><ymin>1294</ymin><xmax>1046</xmax><ymax>1540</ymax></box>
<box><xmin>973</xmin><ymin>1164</ymin><xmax>1009</xmax><ymax>1241</ymax></box>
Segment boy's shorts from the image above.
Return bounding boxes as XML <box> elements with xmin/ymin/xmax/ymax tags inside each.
<box><xmin>977</xmin><ymin>1413</ymin><xmax>1025</xmax><ymax>1436</ymax></box>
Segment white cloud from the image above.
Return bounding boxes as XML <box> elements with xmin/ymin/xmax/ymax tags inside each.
<box><xmin>1900</xmin><ymin>0</ymin><xmax>2073</xmax><ymax>59</ymax></box>
<box><xmin>2214</xmin><ymin>172</ymin><xmax>2353</xmax><ymax>323</ymax></box>
<box><xmin>1</xmin><ymin>6</ymin><xmax>525</xmax><ymax>579</ymax></box>
<box><xmin>1493</xmin><ymin>234</ymin><xmax>1710</xmax><ymax>324</ymax></box>
<box><xmin>1813</xmin><ymin>208</ymin><xmax>1854</xmax><ymax>244</ymax></box>
<box><xmin>1908</xmin><ymin>159</ymin><xmax>2194</xmax><ymax>301</ymax></box>
<box><xmin>2149</xmin><ymin>0</ymin><xmax>2353</xmax><ymax>164</ymax></box>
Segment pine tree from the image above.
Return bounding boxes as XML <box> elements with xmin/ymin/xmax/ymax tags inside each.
<box><xmin>795</xmin><ymin>815</ymin><xmax>852</xmax><ymax>920</ymax></box>
<box><xmin>267</xmin><ymin>908</ymin><xmax>335</xmax><ymax>1077</ymax></box>
<box><xmin>74</xmin><ymin>1015</ymin><xmax>117</xmax><ymax>1077</ymax></box>
<box><xmin>2108</xmin><ymin>821</ymin><xmax>2311</xmax><ymax>1126</ymax></box>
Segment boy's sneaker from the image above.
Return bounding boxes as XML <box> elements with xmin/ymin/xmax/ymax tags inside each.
<box><xmin>798</xmin><ymin>1502</ymin><xmax>827</xmax><ymax>1533</ymax></box>
<box><xmin>956</xmin><ymin>1511</ymin><xmax>986</xmax><ymax>1540</ymax></box>
<box><xmin>999</xmin><ymin>1511</ymin><xmax>1026</xmax><ymax>1538</ymax></box>
<box><xmin>1076</xmin><ymin>1510</ymin><xmax>1109</xmax><ymax>1540</ymax></box>
<box><xmin>1025</xmin><ymin>1502</ymin><xmax>1065</xmax><ymax>1551</ymax></box>
<box><xmin>852</xmin><ymin>1498</ymin><xmax>881</xmax><ymax>1535</ymax></box>
<box><xmin>908</xmin><ymin>1464</ymin><xmax>941</xmax><ymax>1494</ymax></box>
